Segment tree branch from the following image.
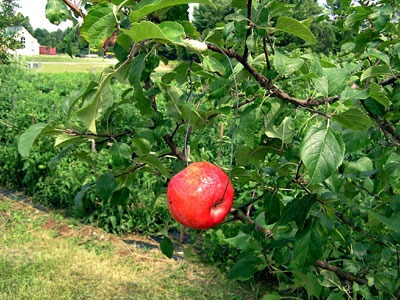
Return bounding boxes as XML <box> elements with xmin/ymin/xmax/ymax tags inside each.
<box><xmin>360</xmin><ymin>99</ymin><xmax>400</xmax><ymax>145</ymax></box>
<box><xmin>95</xmin><ymin>130</ymin><xmax>134</xmax><ymax>145</ymax></box>
<box><xmin>162</xmin><ymin>134</ymin><xmax>186</xmax><ymax>161</ymax></box>
<box><xmin>61</xmin><ymin>0</ymin><xmax>85</xmax><ymax>18</ymax></box>
<box><xmin>379</xmin><ymin>75</ymin><xmax>400</xmax><ymax>87</ymax></box>
<box><xmin>206</xmin><ymin>44</ymin><xmax>339</xmax><ymax>108</ymax></box>
<box><xmin>230</xmin><ymin>206</ymin><xmax>368</xmax><ymax>285</ymax></box>
<box><xmin>313</xmin><ymin>261</ymin><xmax>368</xmax><ymax>285</ymax></box>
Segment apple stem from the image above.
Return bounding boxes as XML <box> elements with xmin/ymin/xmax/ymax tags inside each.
<box><xmin>179</xmin><ymin>225</ymin><xmax>185</xmax><ymax>243</ymax></box>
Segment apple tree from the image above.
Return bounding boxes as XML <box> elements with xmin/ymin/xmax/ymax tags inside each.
<box><xmin>19</xmin><ymin>0</ymin><xmax>400</xmax><ymax>298</ymax></box>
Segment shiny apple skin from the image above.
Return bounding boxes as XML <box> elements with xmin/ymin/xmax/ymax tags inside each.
<box><xmin>167</xmin><ymin>161</ymin><xmax>234</xmax><ymax>230</ymax></box>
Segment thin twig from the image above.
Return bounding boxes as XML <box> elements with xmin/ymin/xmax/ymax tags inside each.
<box><xmin>170</xmin><ymin>123</ymin><xmax>182</xmax><ymax>139</ymax></box>
<box><xmin>95</xmin><ymin>130</ymin><xmax>134</xmax><ymax>145</ymax></box>
<box><xmin>207</xmin><ymin>44</ymin><xmax>339</xmax><ymax>108</ymax></box>
<box><xmin>231</xmin><ymin>207</ymin><xmax>367</xmax><ymax>284</ymax></box>
<box><xmin>313</xmin><ymin>261</ymin><xmax>367</xmax><ymax>285</ymax></box>
<box><xmin>184</xmin><ymin>61</ymin><xmax>194</xmax><ymax>163</ymax></box>
<box><xmin>379</xmin><ymin>75</ymin><xmax>400</xmax><ymax>86</ymax></box>
<box><xmin>0</xmin><ymin>119</ymin><xmax>13</xmax><ymax>128</ymax></box>
<box><xmin>61</xmin><ymin>0</ymin><xmax>85</xmax><ymax>18</ymax></box>
<box><xmin>242</xmin><ymin>0</ymin><xmax>253</xmax><ymax>61</ymax></box>
<box><xmin>262</xmin><ymin>36</ymin><xmax>271</xmax><ymax>70</ymax></box>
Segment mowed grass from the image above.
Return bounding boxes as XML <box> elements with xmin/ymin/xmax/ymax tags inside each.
<box><xmin>0</xmin><ymin>194</ymin><xmax>259</xmax><ymax>300</ymax></box>
<box><xmin>29</xmin><ymin>54</ymin><xmax>115</xmax><ymax>63</ymax></box>
<box><xmin>33</xmin><ymin>62</ymin><xmax>115</xmax><ymax>73</ymax></box>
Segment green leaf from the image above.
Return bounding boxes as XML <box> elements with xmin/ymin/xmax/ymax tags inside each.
<box><xmin>323</xmin><ymin>67</ymin><xmax>349</xmax><ymax>96</ymax></box>
<box><xmin>77</xmin><ymin>70</ymin><xmax>115</xmax><ymax>133</ymax></box>
<box><xmin>46</xmin><ymin>0</ymin><xmax>69</xmax><ymax>24</ymax></box>
<box><xmin>277</xmin><ymin>194</ymin><xmax>317</xmax><ymax>230</ymax></box>
<box><xmin>342</xmin><ymin>129</ymin><xmax>369</xmax><ymax>153</ymax></box>
<box><xmin>111</xmin><ymin>143</ymin><xmax>131</xmax><ymax>167</ymax></box>
<box><xmin>300</xmin><ymin>125</ymin><xmax>345</xmax><ymax>184</ymax></box>
<box><xmin>237</xmin><ymin>105</ymin><xmax>263</xmax><ymax>148</ymax></box>
<box><xmin>340</xmin><ymin>86</ymin><xmax>368</xmax><ymax>102</ymax></box>
<box><xmin>73</xmin><ymin>151</ymin><xmax>97</xmax><ymax>169</ymax></box>
<box><xmin>344</xmin><ymin>8</ymin><xmax>371</xmax><ymax>29</ymax></box>
<box><xmin>273</xmin><ymin>51</ymin><xmax>304</xmax><ymax>76</ymax></box>
<box><xmin>369</xmin><ymin>83</ymin><xmax>390</xmax><ymax>108</ymax></box>
<box><xmin>292</xmin><ymin>271</ymin><xmax>322</xmax><ymax>299</ymax></box>
<box><xmin>18</xmin><ymin>122</ymin><xmax>56</xmax><ymax>157</ymax></box>
<box><xmin>110</xmin><ymin>215</ymin><xmax>117</xmax><ymax>229</ymax></box>
<box><xmin>363</xmin><ymin>50</ymin><xmax>390</xmax><ymax>66</ymax></box>
<box><xmin>49</xmin><ymin>145</ymin><xmax>73</xmax><ymax>168</ymax></box>
<box><xmin>311</xmin><ymin>76</ymin><xmax>328</xmax><ymax>98</ymax></box>
<box><xmin>232</xmin><ymin>0</ymin><xmax>247</xmax><ymax>9</ymax></box>
<box><xmin>123</xmin><ymin>21</ymin><xmax>185</xmax><ymax>45</ymax></box>
<box><xmin>276</xmin><ymin>16</ymin><xmax>316</xmax><ymax>44</ymax></box>
<box><xmin>80</xmin><ymin>2</ymin><xmax>117</xmax><ymax>50</ymax></box>
<box><xmin>384</xmin><ymin>153</ymin><xmax>400</xmax><ymax>178</ymax></box>
<box><xmin>320</xmin><ymin>269</ymin><xmax>341</xmax><ymax>287</ymax></box>
<box><xmin>294</xmin><ymin>217</ymin><xmax>327</xmax><ymax>267</ymax></box>
<box><xmin>344</xmin><ymin>157</ymin><xmax>374</xmax><ymax>175</ymax></box>
<box><xmin>111</xmin><ymin>187</ymin><xmax>130</xmax><ymax>207</ymax></box>
<box><xmin>64</xmin><ymin>81</ymin><xmax>98</xmax><ymax>121</ymax></box>
<box><xmin>64</xmin><ymin>25</ymin><xmax>78</xmax><ymax>57</ymax></box>
<box><xmin>360</xmin><ymin>65</ymin><xmax>392</xmax><ymax>82</ymax></box>
<box><xmin>229</xmin><ymin>256</ymin><xmax>265</xmax><ymax>281</ymax></box>
<box><xmin>179</xmin><ymin>20</ymin><xmax>200</xmax><ymax>38</ymax></box>
<box><xmin>74</xmin><ymin>184</ymin><xmax>91</xmax><ymax>218</ymax></box>
<box><xmin>54</xmin><ymin>135</ymin><xmax>81</xmax><ymax>148</ymax></box>
<box><xmin>203</xmin><ymin>56</ymin><xmax>226</xmax><ymax>75</ymax></box>
<box><xmin>140</xmin><ymin>154</ymin><xmax>171</xmax><ymax>178</ymax></box>
<box><xmin>132</xmin><ymin>138</ymin><xmax>151</xmax><ymax>156</ymax></box>
<box><xmin>130</xmin><ymin>0</ymin><xmax>214</xmax><ymax>22</ymax></box>
<box><xmin>129</xmin><ymin>54</ymin><xmax>153</xmax><ymax>117</ymax></box>
<box><xmin>160</xmin><ymin>235</ymin><xmax>173</xmax><ymax>258</ymax></box>
<box><xmin>264</xmin><ymin>99</ymin><xmax>294</xmax><ymax>144</ymax></box>
<box><xmin>95</xmin><ymin>173</ymin><xmax>117</xmax><ymax>201</ymax></box>
<box><xmin>225</xmin><ymin>231</ymin><xmax>261</xmax><ymax>252</ymax></box>
<box><xmin>264</xmin><ymin>194</ymin><xmax>281</xmax><ymax>224</ymax></box>
<box><xmin>332</xmin><ymin>109</ymin><xmax>372</xmax><ymax>131</ymax></box>
<box><xmin>166</xmin><ymin>102</ymin><xmax>206</xmax><ymax>130</ymax></box>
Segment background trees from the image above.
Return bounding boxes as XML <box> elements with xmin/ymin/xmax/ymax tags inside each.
<box><xmin>0</xmin><ymin>0</ymin><xmax>26</xmax><ymax>63</ymax></box>
<box><xmin>192</xmin><ymin>0</ymin><xmax>234</xmax><ymax>33</ymax></box>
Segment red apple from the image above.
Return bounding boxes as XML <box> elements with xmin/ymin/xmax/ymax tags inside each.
<box><xmin>167</xmin><ymin>161</ymin><xmax>234</xmax><ymax>230</ymax></box>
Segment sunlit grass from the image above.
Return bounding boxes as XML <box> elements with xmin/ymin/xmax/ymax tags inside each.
<box><xmin>0</xmin><ymin>195</ymin><xmax>259</xmax><ymax>300</ymax></box>
<box><xmin>32</xmin><ymin>62</ymin><xmax>114</xmax><ymax>73</ymax></box>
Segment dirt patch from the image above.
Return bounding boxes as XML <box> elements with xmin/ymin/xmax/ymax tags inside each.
<box><xmin>41</xmin><ymin>219</ymin><xmax>57</xmax><ymax>230</ymax></box>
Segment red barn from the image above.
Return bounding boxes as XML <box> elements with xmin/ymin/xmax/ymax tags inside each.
<box><xmin>39</xmin><ymin>46</ymin><xmax>56</xmax><ymax>55</ymax></box>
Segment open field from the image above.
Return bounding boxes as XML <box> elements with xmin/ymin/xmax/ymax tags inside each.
<box><xmin>28</xmin><ymin>54</ymin><xmax>116</xmax><ymax>63</ymax></box>
<box><xmin>19</xmin><ymin>54</ymin><xmax>173</xmax><ymax>73</ymax></box>
<box><xmin>0</xmin><ymin>190</ymin><xmax>260</xmax><ymax>300</ymax></box>
<box><xmin>31</xmin><ymin>62</ymin><xmax>116</xmax><ymax>73</ymax></box>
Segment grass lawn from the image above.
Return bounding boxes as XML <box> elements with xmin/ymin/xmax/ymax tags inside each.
<box><xmin>27</xmin><ymin>54</ymin><xmax>115</xmax><ymax>63</ymax></box>
<box><xmin>0</xmin><ymin>192</ymin><xmax>261</xmax><ymax>300</ymax></box>
<box><xmin>21</xmin><ymin>54</ymin><xmax>173</xmax><ymax>73</ymax></box>
<box><xmin>32</xmin><ymin>62</ymin><xmax>115</xmax><ymax>73</ymax></box>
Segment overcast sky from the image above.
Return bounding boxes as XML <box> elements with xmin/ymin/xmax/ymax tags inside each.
<box><xmin>16</xmin><ymin>0</ymin><xmax>73</xmax><ymax>31</ymax></box>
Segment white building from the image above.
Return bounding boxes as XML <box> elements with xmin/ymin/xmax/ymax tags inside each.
<box><xmin>7</xmin><ymin>26</ymin><xmax>40</xmax><ymax>56</ymax></box>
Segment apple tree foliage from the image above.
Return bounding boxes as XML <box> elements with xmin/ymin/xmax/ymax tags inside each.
<box><xmin>19</xmin><ymin>0</ymin><xmax>400</xmax><ymax>298</ymax></box>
